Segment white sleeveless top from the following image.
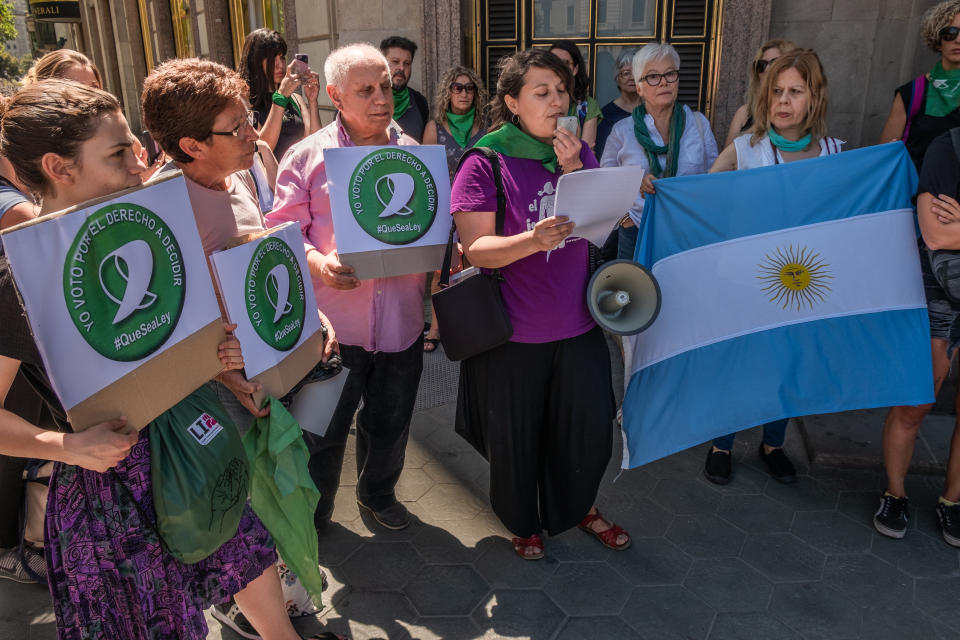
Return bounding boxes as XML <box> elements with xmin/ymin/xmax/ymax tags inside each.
<box><xmin>734</xmin><ymin>133</ymin><xmax>844</xmax><ymax>170</ymax></box>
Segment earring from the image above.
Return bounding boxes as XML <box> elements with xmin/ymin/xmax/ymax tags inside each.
<box><xmin>511</xmin><ymin>112</ymin><xmax>520</xmax><ymax>126</ymax></box>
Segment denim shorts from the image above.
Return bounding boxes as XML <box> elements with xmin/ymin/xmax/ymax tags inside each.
<box><xmin>920</xmin><ymin>243</ymin><xmax>960</xmax><ymax>355</ymax></box>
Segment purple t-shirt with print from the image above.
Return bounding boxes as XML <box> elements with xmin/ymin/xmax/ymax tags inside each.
<box><xmin>450</xmin><ymin>142</ymin><xmax>599</xmax><ymax>343</ymax></box>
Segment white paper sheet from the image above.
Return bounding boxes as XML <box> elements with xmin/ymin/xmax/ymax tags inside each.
<box><xmin>553</xmin><ymin>166</ymin><xmax>646</xmax><ymax>247</ymax></box>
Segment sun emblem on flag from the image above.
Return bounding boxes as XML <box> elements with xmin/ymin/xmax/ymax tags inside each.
<box><xmin>757</xmin><ymin>245</ymin><xmax>833</xmax><ymax>311</ymax></box>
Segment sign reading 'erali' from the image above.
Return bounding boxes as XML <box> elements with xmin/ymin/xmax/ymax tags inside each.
<box><xmin>29</xmin><ymin>0</ymin><xmax>81</xmax><ymax>22</ymax></box>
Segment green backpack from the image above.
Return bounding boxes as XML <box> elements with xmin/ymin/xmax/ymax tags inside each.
<box><xmin>151</xmin><ymin>384</ymin><xmax>250</xmax><ymax>564</ymax></box>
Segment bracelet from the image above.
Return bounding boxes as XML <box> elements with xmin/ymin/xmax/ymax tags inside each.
<box><xmin>272</xmin><ymin>91</ymin><xmax>290</xmax><ymax>108</ymax></box>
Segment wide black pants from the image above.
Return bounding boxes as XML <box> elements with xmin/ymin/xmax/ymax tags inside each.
<box><xmin>456</xmin><ymin>326</ymin><xmax>615</xmax><ymax>537</ymax></box>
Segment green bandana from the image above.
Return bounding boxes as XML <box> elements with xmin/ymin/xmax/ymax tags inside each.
<box><xmin>927</xmin><ymin>61</ymin><xmax>960</xmax><ymax>117</ymax></box>
<box><xmin>446</xmin><ymin>106</ymin><xmax>476</xmax><ymax>148</ymax></box>
<box><xmin>632</xmin><ymin>103</ymin><xmax>685</xmax><ymax>178</ymax></box>
<box><xmin>393</xmin><ymin>87</ymin><xmax>411</xmax><ymax>119</ymax></box>
<box><xmin>474</xmin><ymin>122</ymin><xmax>559</xmax><ymax>173</ymax></box>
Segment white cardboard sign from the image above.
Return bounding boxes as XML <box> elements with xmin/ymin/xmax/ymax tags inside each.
<box><xmin>1</xmin><ymin>174</ymin><xmax>222</xmax><ymax>415</ymax></box>
<box><xmin>324</xmin><ymin>145</ymin><xmax>452</xmax><ymax>279</ymax></box>
<box><xmin>209</xmin><ymin>222</ymin><xmax>323</xmax><ymax>380</ymax></box>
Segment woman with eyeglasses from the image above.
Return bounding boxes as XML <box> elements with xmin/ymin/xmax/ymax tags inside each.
<box><xmin>879</xmin><ymin>0</ymin><xmax>960</xmax><ymax>169</ymax></box>
<box><xmin>723</xmin><ymin>39</ymin><xmax>797</xmax><ymax>148</ymax></box>
<box><xmin>595</xmin><ymin>48</ymin><xmax>639</xmax><ymax>161</ymax></box>
<box><xmin>549</xmin><ymin>41</ymin><xmax>602</xmax><ymax>150</ymax></box>
<box><xmin>600</xmin><ymin>42</ymin><xmax>718</xmax><ymax>261</ymax></box>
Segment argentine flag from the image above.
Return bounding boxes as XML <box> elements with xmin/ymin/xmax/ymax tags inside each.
<box><xmin>621</xmin><ymin>142</ymin><xmax>934</xmax><ymax>469</ymax></box>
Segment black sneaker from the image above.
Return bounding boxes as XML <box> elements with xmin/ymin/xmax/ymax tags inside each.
<box><xmin>0</xmin><ymin>547</ymin><xmax>39</xmax><ymax>584</ymax></box>
<box><xmin>703</xmin><ymin>449</ymin><xmax>731</xmax><ymax>485</ymax></box>
<box><xmin>936</xmin><ymin>500</ymin><xmax>960</xmax><ymax>548</ymax></box>
<box><xmin>873</xmin><ymin>493</ymin><xmax>909</xmax><ymax>539</ymax></box>
<box><xmin>357</xmin><ymin>500</ymin><xmax>410</xmax><ymax>530</ymax></box>
<box><xmin>758</xmin><ymin>444</ymin><xmax>797</xmax><ymax>484</ymax></box>
<box><xmin>211</xmin><ymin>600</ymin><xmax>261</xmax><ymax>640</ymax></box>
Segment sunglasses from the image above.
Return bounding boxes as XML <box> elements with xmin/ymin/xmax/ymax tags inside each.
<box><xmin>450</xmin><ymin>82</ymin><xmax>477</xmax><ymax>94</ymax></box>
<box><xmin>941</xmin><ymin>26</ymin><xmax>960</xmax><ymax>42</ymax></box>
<box><xmin>755</xmin><ymin>57</ymin><xmax>778</xmax><ymax>74</ymax></box>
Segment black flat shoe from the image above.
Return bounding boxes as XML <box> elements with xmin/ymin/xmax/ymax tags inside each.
<box><xmin>358</xmin><ymin>500</ymin><xmax>410</xmax><ymax>530</ymax></box>
<box><xmin>704</xmin><ymin>448</ymin><xmax>731</xmax><ymax>485</ymax></box>
<box><xmin>758</xmin><ymin>444</ymin><xmax>796</xmax><ymax>484</ymax></box>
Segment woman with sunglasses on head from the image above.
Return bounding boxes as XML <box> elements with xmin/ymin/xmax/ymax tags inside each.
<box><xmin>880</xmin><ymin>1</ymin><xmax>960</xmax><ymax>169</ymax></box>
<box><xmin>422</xmin><ymin>66</ymin><xmax>488</xmax><ymax>352</ymax></box>
<box><xmin>549</xmin><ymin>41</ymin><xmax>602</xmax><ymax>150</ymax></box>
<box><xmin>600</xmin><ymin>42</ymin><xmax>718</xmax><ymax>261</ymax></box>
<box><xmin>723</xmin><ymin>39</ymin><xmax>797</xmax><ymax>148</ymax></box>
<box><xmin>708</xmin><ymin>50</ymin><xmax>841</xmax><ymax>485</ymax></box>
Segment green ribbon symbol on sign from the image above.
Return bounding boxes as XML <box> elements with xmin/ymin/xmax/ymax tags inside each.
<box><xmin>375</xmin><ymin>173</ymin><xmax>415</xmax><ymax>218</ymax></box>
<box><xmin>98</xmin><ymin>240</ymin><xmax>159</xmax><ymax>324</ymax></box>
<box><xmin>245</xmin><ymin>237</ymin><xmax>306</xmax><ymax>351</ymax></box>
<box><xmin>265</xmin><ymin>264</ymin><xmax>294</xmax><ymax>322</ymax></box>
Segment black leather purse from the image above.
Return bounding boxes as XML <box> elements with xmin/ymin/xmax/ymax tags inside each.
<box><xmin>431</xmin><ymin>147</ymin><xmax>513</xmax><ymax>361</ymax></box>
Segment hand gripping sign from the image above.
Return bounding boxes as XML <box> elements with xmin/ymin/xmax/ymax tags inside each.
<box><xmin>0</xmin><ymin>173</ymin><xmax>224</xmax><ymax>431</ymax></box>
<box><xmin>324</xmin><ymin>145</ymin><xmax>452</xmax><ymax>279</ymax></box>
<box><xmin>209</xmin><ymin>222</ymin><xmax>326</xmax><ymax>403</ymax></box>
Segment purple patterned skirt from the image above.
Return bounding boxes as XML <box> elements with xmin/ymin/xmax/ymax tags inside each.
<box><xmin>44</xmin><ymin>427</ymin><xmax>277</xmax><ymax>640</ymax></box>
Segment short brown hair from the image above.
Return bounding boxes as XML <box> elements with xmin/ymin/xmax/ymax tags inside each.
<box><xmin>1</xmin><ymin>80</ymin><xmax>120</xmax><ymax>196</ymax></box>
<box><xmin>488</xmin><ymin>49</ymin><xmax>572</xmax><ymax>131</ymax></box>
<box><xmin>141</xmin><ymin>58</ymin><xmax>249</xmax><ymax>164</ymax></box>
<box><xmin>921</xmin><ymin>0</ymin><xmax>960</xmax><ymax>52</ymax></box>
<box><xmin>23</xmin><ymin>49</ymin><xmax>103</xmax><ymax>88</ymax></box>
<box><xmin>750</xmin><ymin>49</ymin><xmax>828</xmax><ymax>145</ymax></box>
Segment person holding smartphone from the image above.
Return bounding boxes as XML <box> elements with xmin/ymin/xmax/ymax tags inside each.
<box><xmin>238</xmin><ymin>29</ymin><xmax>322</xmax><ymax>161</ymax></box>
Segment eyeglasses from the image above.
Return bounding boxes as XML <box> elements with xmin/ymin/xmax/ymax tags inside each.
<box><xmin>755</xmin><ymin>57</ymin><xmax>778</xmax><ymax>74</ymax></box>
<box><xmin>639</xmin><ymin>69</ymin><xmax>679</xmax><ymax>86</ymax></box>
<box><xmin>209</xmin><ymin>110</ymin><xmax>257</xmax><ymax>137</ymax></box>
<box><xmin>941</xmin><ymin>26</ymin><xmax>960</xmax><ymax>42</ymax></box>
<box><xmin>450</xmin><ymin>82</ymin><xmax>477</xmax><ymax>94</ymax></box>
<box><xmin>617</xmin><ymin>68</ymin><xmax>634</xmax><ymax>80</ymax></box>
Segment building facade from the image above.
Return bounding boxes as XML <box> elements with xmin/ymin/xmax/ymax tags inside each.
<box><xmin>35</xmin><ymin>0</ymin><xmax>942</xmax><ymax>147</ymax></box>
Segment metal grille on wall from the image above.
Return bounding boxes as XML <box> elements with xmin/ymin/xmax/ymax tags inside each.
<box><xmin>474</xmin><ymin>0</ymin><xmax>723</xmax><ymax>117</ymax></box>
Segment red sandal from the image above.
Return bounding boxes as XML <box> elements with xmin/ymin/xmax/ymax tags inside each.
<box><xmin>511</xmin><ymin>534</ymin><xmax>545</xmax><ymax>560</ymax></box>
<box><xmin>579</xmin><ymin>510</ymin><xmax>631</xmax><ymax>551</ymax></box>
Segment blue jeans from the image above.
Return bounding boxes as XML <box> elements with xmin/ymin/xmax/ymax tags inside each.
<box><xmin>617</xmin><ymin>224</ymin><xmax>638</xmax><ymax>261</ymax></box>
<box><xmin>713</xmin><ymin>418</ymin><xmax>789</xmax><ymax>451</ymax></box>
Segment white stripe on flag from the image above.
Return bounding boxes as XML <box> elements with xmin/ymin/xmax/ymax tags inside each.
<box><xmin>632</xmin><ymin>209</ymin><xmax>925</xmax><ymax>372</ymax></box>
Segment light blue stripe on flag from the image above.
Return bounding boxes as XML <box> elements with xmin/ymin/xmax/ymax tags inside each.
<box><xmin>622</xmin><ymin>142</ymin><xmax>933</xmax><ymax>469</ymax></box>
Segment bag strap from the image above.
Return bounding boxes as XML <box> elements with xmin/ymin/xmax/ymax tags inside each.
<box><xmin>950</xmin><ymin>127</ymin><xmax>960</xmax><ymax>165</ymax></box>
<box><xmin>903</xmin><ymin>75</ymin><xmax>927</xmax><ymax>142</ymax></box>
<box><xmin>439</xmin><ymin>147</ymin><xmax>506</xmax><ymax>288</ymax></box>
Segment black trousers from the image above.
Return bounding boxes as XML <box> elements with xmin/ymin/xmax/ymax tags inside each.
<box><xmin>456</xmin><ymin>326</ymin><xmax>615</xmax><ymax>537</ymax></box>
<box><xmin>303</xmin><ymin>336</ymin><xmax>423</xmax><ymax>527</ymax></box>
<box><xmin>0</xmin><ymin>372</ymin><xmax>46</xmax><ymax>548</ymax></box>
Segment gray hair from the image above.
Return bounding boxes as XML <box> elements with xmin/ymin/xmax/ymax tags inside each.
<box><xmin>632</xmin><ymin>42</ymin><xmax>680</xmax><ymax>83</ymax></box>
<box><xmin>323</xmin><ymin>43</ymin><xmax>388</xmax><ymax>90</ymax></box>
<box><xmin>614</xmin><ymin>48</ymin><xmax>638</xmax><ymax>81</ymax></box>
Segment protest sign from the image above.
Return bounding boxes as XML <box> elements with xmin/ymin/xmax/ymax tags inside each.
<box><xmin>324</xmin><ymin>145</ymin><xmax>452</xmax><ymax>279</ymax></box>
<box><xmin>0</xmin><ymin>172</ymin><xmax>224</xmax><ymax>431</ymax></box>
<box><xmin>210</xmin><ymin>222</ymin><xmax>325</xmax><ymax>404</ymax></box>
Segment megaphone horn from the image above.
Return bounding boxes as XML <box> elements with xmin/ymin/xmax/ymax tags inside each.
<box><xmin>586</xmin><ymin>259</ymin><xmax>661</xmax><ymax>335</ymax></box>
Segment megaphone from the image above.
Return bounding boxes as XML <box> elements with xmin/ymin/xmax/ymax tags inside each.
<box><xmin>586</xmin><ymin>259</ymin><xmax>661</xmax><ymax>335</ymax></box>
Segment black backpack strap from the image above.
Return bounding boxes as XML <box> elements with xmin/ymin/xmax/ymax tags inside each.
<box><xmin>950</xmin><ymin>128</ymin><xmax>960</xmax><ymax>165</ymax></box>
<box><xmin>439</xmin><ymin>147</ymin><xmax>506</xmax><ymax>288</ymax></box>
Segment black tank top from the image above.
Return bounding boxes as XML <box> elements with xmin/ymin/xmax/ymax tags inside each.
<box><xmin>896</xmin><ymin>78</ymin><xmax>960</xmax><ymax>170</ymax></box>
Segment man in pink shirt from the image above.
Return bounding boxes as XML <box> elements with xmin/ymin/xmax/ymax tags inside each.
<box><xmin>266</xmin><ymin>43</ymin><xmax>425</xmax><ymax>531</ymax></box>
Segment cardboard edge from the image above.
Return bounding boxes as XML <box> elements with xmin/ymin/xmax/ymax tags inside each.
<box><xmin>65</xmin><ymin>318</ymin><xmax>225</xmax><ymax>432</ymax></box>
<box><xmin>251</xmin><ymin>329</ymin><xmax>325</xmax><ymax>407</ymax></box>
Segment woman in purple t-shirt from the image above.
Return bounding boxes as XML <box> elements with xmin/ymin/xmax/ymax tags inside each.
<box><xmin>451</xmin><ymin>49</ymin><xmax>628</xmax><ymax>560</ymax></box>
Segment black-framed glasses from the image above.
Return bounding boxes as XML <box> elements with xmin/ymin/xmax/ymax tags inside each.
<box><xmin>755</xmin><ymin>57</ymin><xmax>778</xmax><ymax>74</ymax></box>
<box><xmin>450</xmin><ymin>82</ymin><xmax>476</xmax><ymax>94</ymax></box>
<box><xmin>640</xmin><ymin>69</ymin><xmax>679</xmax><ymax>86</ymax></box>
<box><xmin>941</xmin><ymin>26</ymin><xmax>960</xmax><ymax>42</ymax></box>
<box><xmin>209</xmin><ymin>110</ymin><xmax>256</xmax><ymax>137</ymax></box>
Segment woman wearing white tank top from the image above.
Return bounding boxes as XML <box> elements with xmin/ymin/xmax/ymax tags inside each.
<box><xmin>705</xmin><ymin>50</ymin><xmax>841</xmax><ymax>485</ymax></box>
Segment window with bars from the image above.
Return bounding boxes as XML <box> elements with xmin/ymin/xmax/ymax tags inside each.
<box><xmin>475</xmin><ymin>0</ymin><xmax>720</xmax><ymax>116</ymax></box>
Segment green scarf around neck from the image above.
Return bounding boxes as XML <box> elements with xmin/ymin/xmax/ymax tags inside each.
<box><xmin>632</xmin><ymin>103</ymin><xmax>685</xmax><ymax>178</ymax></box>
<box><xmin>393</xmin><ymin>87</ymin><xmax>411</xmax><ymax>119</ymax></box>
<box><xmin>927</xmin><ymin>61</ymin><xmax>960</xmax><ymax>117</ymax></box>
<box><xmin>446</xmin><ymin>106</ymin><xmax>476</xmax><ymax>148</ymax></box>
<box><xmin>474</xmin><ymin>122</ymin><xmax>559</xmax><ymax>173</ymax></box>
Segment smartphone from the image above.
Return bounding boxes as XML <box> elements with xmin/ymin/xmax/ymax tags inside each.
<box><xmin>291</xmin><ymin>53</ymin><xmax>310</xmax><ymax>78</ymax></box>
<box><xmin>557</xmin><ymin>115</ymin><xmax>579</xmax><ymax>136</ymax></box>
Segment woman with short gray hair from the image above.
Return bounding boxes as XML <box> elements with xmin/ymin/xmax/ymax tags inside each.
<box><xmin>600</xmin><ymin>41</ymin><xmax>717</xmax><ymax>260</ymax></box>
<box><xmin>596</xmin><ymin>48</ymin><xmax>639</xmax><ymax>160</ymax></box>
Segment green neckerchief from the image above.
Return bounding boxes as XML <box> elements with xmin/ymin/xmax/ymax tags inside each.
<box><xmin>393</xmin><ymin>87</ymin><xmax>411</xmax><ymax>119</ymax></box>
<box><xmin>632</xmin><ymin>103</ymin><xmax>685</xmax><ymax>178</ymax></box>
<box><xmin>768</xmin><ymin>127</ymin><xmax>812</xmax><ymax>152</ymax></box>
<box><xmin>446</xmin><ymin>106</ymin><xmax>476</xmax><ymax>148</ymax></box>
<box><xmin>927</xmin><ymin>61</ymin><xmax>960</xmax><ymax>117</ymax></box>
<box><xmin>474</xmin><ymin>122</ymin><xmax>559</xmax><ymax>173</ymax></box>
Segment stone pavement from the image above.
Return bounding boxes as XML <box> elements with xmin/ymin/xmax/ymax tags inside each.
<box><xmin>2</xmin><ymin>351</ymin><xmax>960</xmax><ymax>639</ymax></box>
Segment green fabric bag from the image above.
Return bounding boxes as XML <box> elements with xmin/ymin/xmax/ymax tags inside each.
<box><xmin>151</xmin><ymin>385</ymin><xmax>250</xmax><ymax>564</ymax></box>
<box><xmin>243</xmin><ymin>397</ymin><xmax>325</xmax><ymax>606</ymax></box>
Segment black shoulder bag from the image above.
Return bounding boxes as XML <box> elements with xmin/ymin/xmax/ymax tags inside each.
<box><xmin>927</xmin><ymin>128</ymin><xmax>960</xmax><ymax>303</ymax></box>
<box><xmin>431</xmin><ymin>147</ymin><xmax>513</xmax><ymax>361</ymax></box>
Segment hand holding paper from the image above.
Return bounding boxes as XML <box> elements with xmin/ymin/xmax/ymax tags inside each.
<box><xmin>553</xmin><ymin>166</ymin><xmax>646</xmax><ymax>247</ymax></box>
